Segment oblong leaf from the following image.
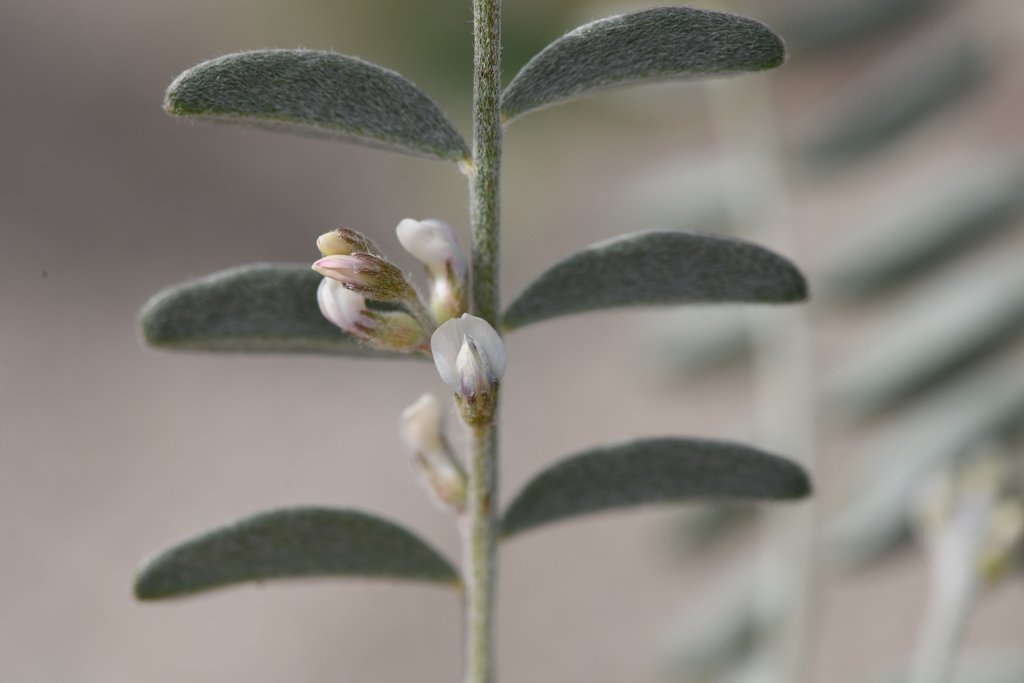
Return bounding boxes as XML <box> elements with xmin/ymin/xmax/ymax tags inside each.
<box><xmin>502</xmin><ymin>231</ymin><xmax>807</xmax><ymax>331</ymax></box>
<box><xmin>501</xmin><ymin>438</ymin><xmax>810</xmax><ymax>538</ymax></box>
<box><xmin>166</xmin><ymin>50</ymin><xmax>469</xmax><ymax>163</ymax></box>
<box><xmin>140</xmin><ymin>263</ymin><xmax>413</xmax><ymax>358</ymax></box>
<box><xmin>135</xmin><ymin>507</ymin><xmax>458</xmax><ymax>599</ymax></box>
<box><xmin>501</xmin><ymin>7</ymin><xmax>786</xmax><ymax>121</ymax></box>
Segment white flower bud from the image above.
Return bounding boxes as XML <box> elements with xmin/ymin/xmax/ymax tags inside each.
<box><xmin>431</xmin><ymin>314</ymin><xmax>506</xmax><ymax>392</ymax></box>
<box><xmin>399</xmin><ymin>393</ymin><xmax>466</xmax><ymax>512</ymax></box>
<box><xmin>396</xmin><ymin>218</ymin><xmax>468</xmax><ymax>323</ymax></box>
<box><xmin>431</xmin><ymin>315</ymin><xmax>506</xmax><ymax>426</ymax></box>
<box><xmin>396</xmin><ymin>218</ymin><xmax>467</xmax><ymax>280</ymax></box>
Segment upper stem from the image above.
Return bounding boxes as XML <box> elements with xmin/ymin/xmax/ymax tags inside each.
<box><xmin>470</xmin><ymin>0</ymin><xmax>502</xmax><ymax>327</ymax></box>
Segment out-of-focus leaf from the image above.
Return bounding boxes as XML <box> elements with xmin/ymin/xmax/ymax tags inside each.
<box><xmin>826</xmin><ymin>365</ymin><xmax>1024</xmax><ymax>569</ymax></box>
<box><xmin>826</xmin><ymin>263</ymin><xmax>1024</xmax><ymax>418</ymax></box>
<box><xmin>871</xmin><ymin>652</ymin><xmax>1024</xmax><ymax>683</ymax></box>
<box><xmin>668</xmin><ymin>503</ymin><xmax>758</xmax><ymax>553</ymax></box>
<box><xmin>140</xmin><ymin>263</ymin><xmax>413</xmax><ymax>358</ymax></box>
<box><xmin>502</xmin><ymin>438</ymin><xmax>810</xmax><ymax>538</ymax></box>
<box><xmin>644</xmin><ymin>308</ymin><xmax>752</xmax><ymax>381</ymax></box>
<box><xmin>778</xmin><ymin>0</ymin><xmax>951</xmax><ymax>55</ymax></box>
<box><xmin>822</xmin><ymin>153</ymin><xmax>1024</xmax><ymax>302</ymax></box>
<box><xmin>660</xmin><ymin>568</ymin><xmax>760</xmax><ymax>681</ymax></box>
<box><xmin>502</xmin><ymin>231</ymin><xmax>807</xmax><ymax>331</ymax></box>
<box><xmin>801</xmin><ymin>27</ymin><xmax>986</xmax><ymax>166</ymax></box>
<box><xmin>135</xmin><ymin>507</ymin><xmax>458</xmax><ymax>599</ymax></box>
<box><xmin>165</xmin><ymin>50</ymin><xmax>469</xmax><ymax>163</ymax></box>
<box><xmin>501</xmin><ymin>7</ymin><xmax>785</xmax><ymax>122</ymax></box>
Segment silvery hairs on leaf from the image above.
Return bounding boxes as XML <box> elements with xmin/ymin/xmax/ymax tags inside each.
<box><xmin>502</xmin><ymin>438</ymin><xmax>811</xmax><ymax>538</ymax></box>
<box><xmin>502</xmin><ymin>231</ymin><xmax>808</xmax><ymax>331</ymax></box>
<box><xmin>501</xmin><ymin>6</ymin><xmax>786</xmax><ymax>121</ymax></box>
<box><xmin>135</xmin><ymin>507</ymin><xmax>459</xmax><ymax>599</ymax></box>
<box><xmin>165</xmin><ymin>50</ymin><xmax>469</xmax><ymax>163</ymax></box>
<box><xmin>140</xmin><ymin>263</ymin><xmax>412</xmax><ymax>358</ymax></box>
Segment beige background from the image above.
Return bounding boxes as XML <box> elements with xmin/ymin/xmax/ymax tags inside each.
<box><xmin>2</xmin><ymin>0</ymin><xmax>1021</xmax><ymax>681</ymax></box>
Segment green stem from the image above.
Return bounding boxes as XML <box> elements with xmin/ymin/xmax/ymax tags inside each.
<box><xmin>463</xmin><ymin>2</ymin><xmax>502</xmax><ymax>683</ymax></box>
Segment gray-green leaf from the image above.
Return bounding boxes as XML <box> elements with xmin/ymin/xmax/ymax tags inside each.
<box><xmin>502</xmin><ymin>438</ymin><xmax>810</xmax><ymax>538</ymax></box>
<box><xmin>140</xmin><ymin>263</ymin><xmax>411</xmax><ymax>358</ymax></box>
<box><xmin>501</xmin><ymin>7</ymin><xmax>786</xmax><ymax>122</ymax></box>
<box><xmin>502</xmin><ymin>231</ymin><xmax>807</xmax><ymax>331</ymax></box>
<box><xmin>135</xmin><ymin>507</ymin><xmax>458</xmax><ymax>599</ymax></box>
<box><xmin>165</xmin><ymin>50</ymin><xmax>469</xmax><ymax>163</ymax></box>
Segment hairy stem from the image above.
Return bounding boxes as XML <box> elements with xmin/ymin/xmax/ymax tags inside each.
<box><xmin>463</xmin><ymin>2</ymin><xmax>502</xmax><ymax>683</ymax></box>
<box><xmin>470</xmin><ymin>0</ymin><xmax>502</xmax><ymax>327</ymax></box>
<box><xmin>461</xmin><ymin>423</ymin><xmax>500</xmax><ymax>683</ymax></box>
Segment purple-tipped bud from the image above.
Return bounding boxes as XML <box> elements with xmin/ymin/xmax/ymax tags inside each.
<box><xmin>313</xmin><ymin>253</ymin><xmax>413</xmax><ymax>302</ymax></box>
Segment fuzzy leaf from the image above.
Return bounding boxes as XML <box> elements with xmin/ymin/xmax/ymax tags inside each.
<box><xmin>165</xmin><ymin>50</ymin><xmax>469</xmax><ymax>163</ymax></box>
<box><xmin>501</xmin><ymin>7</ymin><xmax>786</xmax><ymax>121</ymax></box>
<box><xmin>502</xmin><ymin>438</ymin><xmax>810</xmax><ymax>538</ymax></box>
<box><xmin>502</xmin><ymin>231</ymin><xmax>807</xmax><ymax>331</ymax></box>
<box><xmin>140</xmin><ymin>263</ymin><xmax>411</xmax><ymax>358</ymax></box>
<box><xmin>135</xmin><ymin>507</ymin><xmax>458</xmax><ymax>599</ymax></box>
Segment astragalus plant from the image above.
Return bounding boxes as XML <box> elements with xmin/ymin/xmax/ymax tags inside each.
<box><xmin>134</xmin><ymin>4</ymin><xmax>812</xmax><ymax>681</ymax></box>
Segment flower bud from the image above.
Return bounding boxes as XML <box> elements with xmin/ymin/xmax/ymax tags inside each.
<box><xmin>399</xmin><ymin>393</ymin><xmax>466</xmax><ymax>512</ymax></box>
<box><xmin>431</xmin><ymin>314</ymin><xmax>506</xmax><ymax>427</ymax></box>
<box><xmin>316</xmin><ymin>227</ymin><xmax>383</xmax><ymax>257</ymax></box>
<box><xmin>313</xmin><ymin>253</ymin><xmax>414</xmax><ymax>302</ymax></box>
<box><xmin>396</xmin><ymin>218</ymin><xmax>467</xmax><ymax>323</ymax></box>
<box><xmin>317</xmin><ymin>278</ymin><xmax>428</xmax><ymax>353</ymax></box>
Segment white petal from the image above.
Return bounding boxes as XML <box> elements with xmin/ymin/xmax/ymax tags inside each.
<box><xmin>430</xmin><ymin>314</ymin><xmax>506</xmax><ymax>390</ymax></box>
<box><xmin>396</xmin><ymin>218</ymin><xmax>465</xmax><ymax>278</ymax></box>
<box><xmin>456</xmin><ymin>314</ymin><xmax>506</xmax><ymax>380</ymax></box>
<box><xmin>430</xmin><ymin>316</ymin><xmax>465</xmax><ymax>389</ymax></box>
<box><xmin>317</xmin><ymin>277</ymin><xmax>366</xmax><ymax>331</ymax></box>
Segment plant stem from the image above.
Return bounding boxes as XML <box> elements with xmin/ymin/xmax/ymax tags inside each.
<box><xmin>470</xmin><ymin>0</ymin><xmax>502</xmax><ymax>327</ymax></box>
<box><xmin>462</xmin><ymin>423</ymin><xmax>500</xmax><ymax>683</ymax></box>
<box><xmin>463</xmin><ymin>2</ymin><xmax>502</xmax><ymax>683</ymax></box>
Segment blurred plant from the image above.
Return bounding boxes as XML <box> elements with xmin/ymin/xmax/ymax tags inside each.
<box><xmin>621</xmin><ymin>1</ymin><xmax>1024</xmax><ymax>682</ymax></box>
<box><xmin>133</xmin><ymin>4</ymin><xmax>814</xmax><ymax>682</ymax></box>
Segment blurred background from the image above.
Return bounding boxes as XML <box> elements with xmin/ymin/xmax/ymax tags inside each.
<box><xmin>2</xmin><ymin>0</ymin><xmax>1022</xmax><ymax>681</ymax></box>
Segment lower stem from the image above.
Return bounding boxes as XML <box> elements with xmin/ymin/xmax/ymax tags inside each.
<box><xmin>461</xmin><ymin>423</ymin><xmax>499</xmax><ymax>683</ymax></box>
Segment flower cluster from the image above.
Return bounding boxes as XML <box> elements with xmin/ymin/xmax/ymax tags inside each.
<box><xmin>312</xmin><ymin>219</ymin><xmax>508</xmax><ymax>508</ymax></box>
<box><xmin>312</xmin><ymin>220</ymin><xmax>468</xmax><ymax>353</ymax></box>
